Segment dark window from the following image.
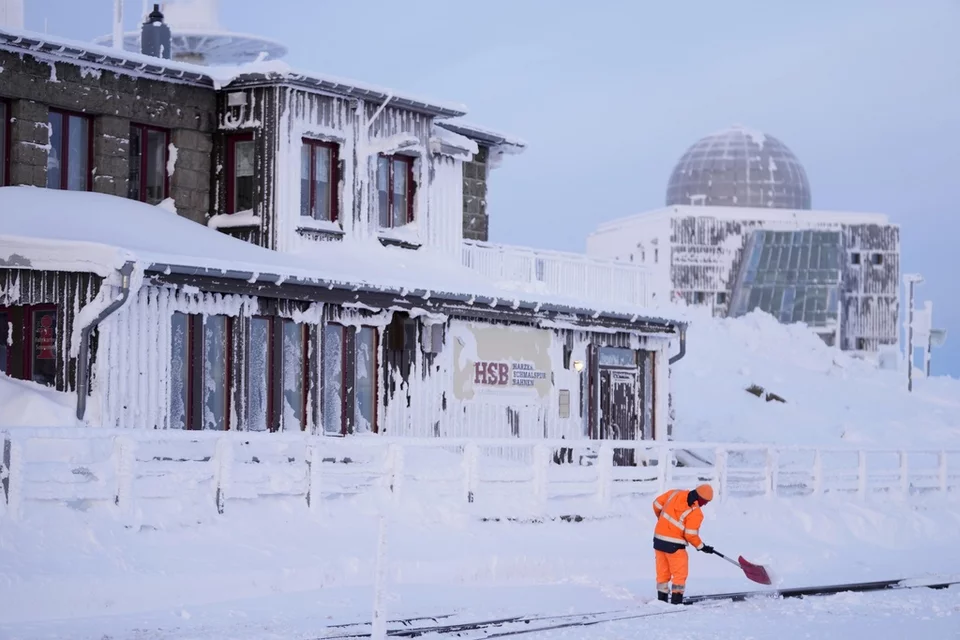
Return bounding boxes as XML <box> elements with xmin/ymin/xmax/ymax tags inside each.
<box><xmin>716</xmin><ymin>291</ymin><xmax>728</xmax><ymax>305</ymax></box>
<box><xmin>300</xmin><ymin>139</ymin><xmax>338</xmax><ymax>222</ymax></box>
<box><xmin>851</xmin><ymin>252</ymin><xmax>861</xmax><ymax>265</ymax></box>
<box><xmin>30</xmin><ymin>306</ymin><xmax>57</xmax><ymax>387</ymax></box>
<box><xmin>245</xmin><ymin>317</ymin><xmax>310</xmax><ymax>432</ymax></box>
<box><xmin>247</xmin><ymin>316</ymin><xmax>272</xmax><ymax>432</ymax></box>
<box><xmin>129</xmin><ymin>124</ymin><xmax>169</xmax><ymax>205</ymax></box>
<box><xmin>856</xmin><ymin>337</ymin><xmax>867</xmax><ymax>350</ymax></box>
<box><xmin>377</xmin><ymin>155</ymin><xmax>414</xmax><ymax>228</ymax></box>
<box><xmin>322</xmin><ymin>324</ymin><xmax>379</xmax><ymax>435</ymax></box>
<box><xmin>281</xmin><ymin>319</ymin><xmax>309</xmax><ymax>431</ymax></box>
<box><xmin>0</xmin><ymin>305</ymin><xmax>57</xmax><ymax>387</ymax></box>
<box><xmin>47</xmin><ymin>110</ymin><xmax>91</xmax><ymax>191</ymax></box>
<box><xmin>226</xmin><ymin>133</ymin><xmax>255</xmax><ymax>213</ymax></box>
<box><xmin>694</xmin><ymin>291</ymin><xmax>706</xmax><ymax>304</ymax></box>
<box><xmin>0</xmin><ymin>100</ymin><xmax>8</xmax><ymax>186</ymax></box>
<box><xmin>0</xmin><ymin>308</ymin><xmax>8</xmax><ymax>375</ymax></box>
<box><xmin>169</xmin><ymin>313</ymin><xmax>233</xmax><ymax>430</ymax></box>
<box><xmin>355</xmin><ymin>327</ymin><xmax>377</xmax><ymax>433</ymax></box>
<box><xmin>871</xmin><ymin>253</ymin><xmax>884</xmax><ymax>266</ymax></box>
<box><xmin>322</xmin><ymin>323</ymin><xmax>345</xmax><ymax>435</ymax></box>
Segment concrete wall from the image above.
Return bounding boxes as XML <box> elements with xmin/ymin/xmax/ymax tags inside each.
<box><xmin>0</xmin><ymin>50</ymin><xmax>216</xmax><ymax>223</ymax></box>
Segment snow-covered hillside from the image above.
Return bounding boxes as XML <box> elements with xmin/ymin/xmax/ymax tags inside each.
<box><xmin>674</xmin><ymin>310</ymin><xmax>960</xmax><ymax>448</ymax></box>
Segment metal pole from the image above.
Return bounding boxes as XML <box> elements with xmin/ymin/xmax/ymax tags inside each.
<box><xmin>907</xmin><ymin>279</ymin><xmax>914</xmax><ymax>392</ymax></box>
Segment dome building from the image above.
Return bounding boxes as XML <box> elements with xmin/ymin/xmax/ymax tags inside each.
<box><xmin>665</xmin><ymin>126</ymin><xmax>812</xmax><ymax>210</ymax></box>
<box><xmin>587</xmin><ymin>125</ymin><xmax>901</xmax><ymax>356</ymax></box>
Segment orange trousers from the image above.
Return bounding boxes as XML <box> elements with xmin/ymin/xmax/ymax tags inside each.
<box><xmin>655</xmin><ymin>549</ymin><xmax>689</xmax><ymax>594</ymax></box>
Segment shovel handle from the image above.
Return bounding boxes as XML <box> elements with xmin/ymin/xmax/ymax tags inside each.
<box><xmin>712</xmin><ymin>550</ymin><xmax>741</xmax><ymax>568</ymax></box>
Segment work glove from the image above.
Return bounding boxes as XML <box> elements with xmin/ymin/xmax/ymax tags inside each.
<box><xmin>700</xmin><ymin>545</ymin><xmax>715</xmax><ymax>554</ymax></box>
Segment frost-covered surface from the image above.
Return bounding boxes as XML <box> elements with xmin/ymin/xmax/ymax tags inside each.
<box><xmin>0</xmin><ymin>373</ymin><xmax>77</xmax><ymax>427</ymax></box>
<box><xmin>675</xmin><ymin>309</ymin><xmax>960</xmax><ymax>447</ymax></box>
<box><xmin>0</xmin><ymin>187</ymin><xmax>682</xmax><ymax>321</ymax></box>
<box><xmin>206</xmin><ymin>209</ymin><xmax>261</xmax><ymax>229</ymax></box>
<box><xmin>0</xmin><ymin>495</ymin><xmax>958</xmax><ymax>638</ymax></box>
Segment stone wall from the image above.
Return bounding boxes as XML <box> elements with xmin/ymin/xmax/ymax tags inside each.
<box><xmin>0</xmin><ymin>50</ymin><xmax>216</xmax><ymax>222</ymax></box>
<box><xmin>462</xmin><ymin>145</ymin><xmax>489</xmax><ymax>241</ymax></box>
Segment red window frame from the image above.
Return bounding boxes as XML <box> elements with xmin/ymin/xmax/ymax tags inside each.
<box><xmin>286</xmin><ymin>320</ymin><xmax>311</xmax><ymax>432</ymax></box>
<box><xmin>47</xmin><ymin>108</ymin><xmax>93</xmax><ymax>192</ymax></box>
<box><xmin>129</xmin><ymin>123</ymin><xmax>170</xmax><ymax>204</ymax></box>
<box><xmin>301</xmin><ymin>138</ymin><xmax>339</xmax><ymax>222</ymax></box>
<box><xmin>0</xmin><ymin>305</ymin><xmax>12</xmax><ymax>377</ymax></box>
<box><xmin>378</xmin><ymin>154</ymin><xmax>415</xmax><ymax>228</ymax></box>
<box><xmin>178</xmin><ymin>314</ymin><xmax>234</xmax><ymax>431</ymax></box>
<box><xmin>0</xmin><ymin>98</ymin><xmax>10</xmax><ymax>187</ymax></box>
<box><xmin>225</xmin><ymin>132</ymin><xmax>254</xmax><ymax>214</ymax></box>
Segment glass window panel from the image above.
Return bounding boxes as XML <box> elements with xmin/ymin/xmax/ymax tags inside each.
<box><xmin>170</xmin><ymin>312</ymin><xmax>189</xmax><ymax>429</ymax></box>
<box><xmin>759</xmin><ymin>287</ymin><xmax>773</xmax><ymax>310</ymax></box>
<box><xmin>67</xmin><ymin>115</ymin><xmax>89</xmax><ymax>191</ymax></box>
<box><xmin>599</xmin><ymin>347</ymin><xmax>636</xmax><ymax>367</ymax></box>
<box><xmin>247</xmin><ymin>317</ymin><xmax>270</xmax><ymax>432</ymax></box>
<box><xmin>322</xmin><ymin>324</ymin><xmax>344</xmax><ymax>435</ymax></box>
<box><xmin>128</xmin><ymin>125</ymin><xmax>142</xmax><ymax>200</ymax></box>
<box><xmin>300</xmin><ymin>143</ymin><xmax>311</xmax><ymax>217</ymax></box>
<box><xmin>203</xmin><ymin>316</ymin><xmax>229</xmax><ymax>431</ymax></box>
<box><xmin>46</xmin><ymin>111</ymin><xmax>64</xmax><ymax>189</ymax></box>
<box><xmin>233</xmin><ymin>140</ymin><xmax>255</xmax><ymax>212</ymax></box>
<box><xmin>788</xmin><ymin>244</ymin><xmax>800</xmax><ymax>270</ymax></box>
<box><xmin>778</xmin><ymin>246</ymin><xmax>790</xmax><ymax>269</ymax></box>
<box><xmin>145</xmin><ymin>129</ymin><xmax>166</xmax><ymax>204</ymax></box>
<box><xmin>771</xmin><ymin>286</ymin><xmax>784</xmax><ymax>313</ymax></box>
<box><xmin>759</xmin><ymin>246</ymin><xmax>771</xmax><ymax>270</ymax></box>
<box><xmin>314</xmin><ymin>145</ymin><xmax>332</xmax><ymax>221</ymax></box>
<box><xmin>392</xmin><ymin>158</ymin><xmax>408</xmax><ymax>227</ymax></box>
<box><xmin>780</xmin><ymin>286</ymin><xmax>796</xmax><ymax>322</ymax></box>
<box><xmin>31</xmin><ymin>308</ymin><xmax>57</xmax><ymax>387</ymax></box>
<box><xmin>282</xmin><ymin>320</ymin><xmax>306</xmax><ymax>431</ymax></box>
<box><xmin>378</xmin><ymin>156</ymin><xmax>390</xmax><ymax>227</ymax></box>
<box><xmin>0</xmin><ymin>311</ymin><xmax>8</xmax><ymax>374</ymax></box>
<box><xmin>747</xmin><ymin>288</ymin><xmax>762</xmax><ymax>311</ymax></box>
<box><xmin>354</xmin><ymin>327</ymin><xmax>376</xmax><ymax>433</ymax></box>
<box><xmin>0</xmin><ymin>103</ymin><xmax>6</xmax><ymax>187</ymax></box>
<box><xmin>799</xmin><ymin>245</ymin><xmax>810</xmax><ymax>270</ymax></box>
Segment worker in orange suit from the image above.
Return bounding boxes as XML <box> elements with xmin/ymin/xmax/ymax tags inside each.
<box><xmin>652</xmin><ymin>484</ymin><xmax>715</xmax><ymax>604</ymax></box>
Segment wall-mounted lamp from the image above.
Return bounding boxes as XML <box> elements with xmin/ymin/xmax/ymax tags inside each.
<box><xmin>572</xmin><ymin>360</ymin><xmax>585</xmax><ymax>372</ymax></box>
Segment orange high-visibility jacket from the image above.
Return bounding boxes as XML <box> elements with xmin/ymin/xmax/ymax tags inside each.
<box><xmin>652</xmin><ymin>489</ymin><xmax>705</xmax><ymax>551</ymax></box>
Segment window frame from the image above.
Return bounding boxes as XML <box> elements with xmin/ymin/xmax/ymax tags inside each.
<box><xmin>225</xmin><ymin>132</ymin><xmax>255</xmax><ymax>214</ymax></box>
<box><xmin>47</xmin><ymin>108</ymin><xmax>93</xmax><ymax>192</ymax></box>
<box><xmin>377</xmin><ymin>154</ymin><xmax>415</xmax><ymax>228</ymax></box>
<box><xmin>1</xmin><ymin>98</ymin><xmax>10</xmax><ymax>187</ymax></box>
<box><xmin>0</xmin><ymin>304</ymin><xmax>14</xmax><ymax>377</ymax></box>
<box><xmin>172</xmin><ymin>313</ymin><xmax>234</xmax><ymax>431</ymax></box>
<box><xmin>129</xmin><ymin>122</ymin><xmax>170</xmax><ymax>204</ymax></box>
<box><xmin>278</xmin><ymin>318</ymin><xmax>311</xmax><ymax>432</ymax></box>
<box><xmin>301</xmin><ymin>138</ymin><xmax>339</xmax><ymax>222</ymax></box>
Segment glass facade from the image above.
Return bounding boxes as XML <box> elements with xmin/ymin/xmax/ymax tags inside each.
<box><xmin>728</xmin><ymin>230</ymin><xmax>842</xmax><ymax>329</ymax></box>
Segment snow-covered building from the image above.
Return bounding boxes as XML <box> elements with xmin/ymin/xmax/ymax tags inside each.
<box><xmin>587</xmin><ymin>126</ymin><xmax>900</xmax><ymax>354</ymax></box>
<box><xmin>0</xmin><ymin>10</ymin><xmax>683</xmax><ymax>452</ymax></box>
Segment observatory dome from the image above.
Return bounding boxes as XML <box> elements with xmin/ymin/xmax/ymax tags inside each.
<box><xmin>666</xmin><ymin>125</ymin><xmax>811</xmax><ymax>210</ymax></box>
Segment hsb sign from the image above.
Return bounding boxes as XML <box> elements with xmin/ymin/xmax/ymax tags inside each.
<box><xmin>474</xmin><ymin>361</ymin><xmax>510</xmax><ymax>386</ymax></box>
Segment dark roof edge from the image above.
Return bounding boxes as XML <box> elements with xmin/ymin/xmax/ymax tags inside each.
<box><xmin>435</xmin><ymin>121</ymin><xmax>527</xmax><ymax>150</ymax></box>
<box><xmin>146</xmin><ymin>263</ymin><xmax>678</xmax><ymax>334</ymax></box>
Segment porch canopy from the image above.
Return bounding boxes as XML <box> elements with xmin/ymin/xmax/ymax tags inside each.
<box><xmin>0</xmin><ymin>187</ymin><xmax>680</xmax><ymax>333</ymax></box>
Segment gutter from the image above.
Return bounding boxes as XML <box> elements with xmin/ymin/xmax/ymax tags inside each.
<box><xmin>76</xmin><ymin>262</ymin><xmax>136</xmax><ymax>421</ymax></box>
<box><xmin>668</xmin><ymin>322</ymin><xmax>688</xmax><ymax>365</ymax></box>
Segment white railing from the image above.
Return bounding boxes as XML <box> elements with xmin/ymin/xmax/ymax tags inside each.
<box><xmin>462</xmin><ymin>240</ymin><xmax>654</xmax><ymax>309</ymax></box>
<box><xmin>1</xmin><ymin>430</ymin><xmax>957</xmax><ymax>521</ymax></box>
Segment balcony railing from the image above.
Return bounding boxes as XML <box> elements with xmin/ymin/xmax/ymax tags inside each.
<box><xmin>462</xmin><ymin>240</ymin><xmax>654</xmax><ymax>309</ymax></box>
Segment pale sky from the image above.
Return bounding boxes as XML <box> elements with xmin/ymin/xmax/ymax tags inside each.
<box><xmin>23</xmin><ymin>0</ymin><xmax>960</xmax><ymax>376</ymax></box>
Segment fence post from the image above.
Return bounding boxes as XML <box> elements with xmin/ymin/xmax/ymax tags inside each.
<box><xmin>307</xmin><ymin>441</ymin><xmax>322</xmax><ymax>512</ymax></box>
<box><xmin>596</xmin><ymin>444</ymin><xmax>614</xmax><ymax>509</ymax></box>
<box><xmin>657</xmin><ymin>446</ymin><xmax>669</xmax><ymax>494</ymax></box>
<box><xmin>857</xmin><ymin>450</ymin><xmax>867</xmax><ymax>500</ymax></box>
<box><xmin>370</xmin><ymin>514</ymin><xmax>389</xmax><ymax>640</ymax></box>
<box><xmin>714</xmin><ymin>448</ymin><xmax>727</xmax><ymax>503</ymax></box>
<box><xmin>113</xmin><ymin>436</ymin><xmax>136</xmax><ymax>516</ymax></box>
<box><xmin>938</xmin><ymin>451</ymin><xmax>948</xmax><ymax>494</ymax></box>
<box><xmin>387</xmin><ymin>443</ymin><xmax>404</xmax><ymax>505</ymax></box>
<box><xmin>812</xmin><ymin>449</ymin><xmax>823</xmax><ymax>497</ymax></box>
<box><xmin>899</xmin><ymin>451</ymin><xmax>909</xmax><ymax>498</ymax></box>
<box><xmin>463</xmin><ymin>442</ymin><xmax>479</xmax><ymax>504</ymax></box>
<box><xmin>766</xmin><ymin>448</ymin><xmax>779</xmax><ymax>498</ymax></box>
<box><xmin>214</xmin><ymin>437</ymin><xmax>233</xmax><ymax>515</ymax></box>
<box><xmin>532</xmin><ymin>443</ymin><xmax>550</xmax><ymax>513</ymax></box>
<box><xmin>3</xmin><ymin>437</ymin><xmax>22</xmax><ymax>521</ymax></box>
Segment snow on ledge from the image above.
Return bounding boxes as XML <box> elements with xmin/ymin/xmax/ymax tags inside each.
<box><xmin>207</xmin><ymin>210</ymin><xmax>262</xmax><ymax>230</ymax></box>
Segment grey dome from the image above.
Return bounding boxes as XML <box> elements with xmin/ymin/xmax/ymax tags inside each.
<box><xmin>666</xmin><ymin>126</ymin><xmax>811</xmax><ymax>210</ymax></box>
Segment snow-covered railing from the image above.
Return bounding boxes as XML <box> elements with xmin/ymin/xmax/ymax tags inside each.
<box><xmin>1</xmin><ymin>430</ymin><xmax>958</xmax><ymax>521</ymax></box>
<box><xmin>462</xmin><ymin>240</ymin><xmax>654</xmax><ymax>309</ymax></box>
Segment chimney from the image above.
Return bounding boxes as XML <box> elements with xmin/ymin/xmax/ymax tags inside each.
<box><xmin>141</xmin><ymin>4</ymin><xmax>172</xmax><ymax>59</ymax></box>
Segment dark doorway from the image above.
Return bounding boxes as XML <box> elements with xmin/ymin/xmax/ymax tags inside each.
<box><xmin>596</xmin><ymin>347</ymin><xmax>640</xmax><ymax>466</ymax></box>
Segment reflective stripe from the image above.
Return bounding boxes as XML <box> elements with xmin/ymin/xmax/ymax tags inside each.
<box><xmin>672</xmin><ymin>584</ymin><xmax>686</xmax><ymax>593</ymax></box>
<box><xmin>655</xmin><ymin>533</ymin><xmax>687</xmax><ymax>546</ymax></box>
<box><xmin>684</xmin><ymin>529</ymin><xmax>699</xmax><ymax>535</ymax></box>
<box><xmin>656</xmin><ymin>582</ymin><xmax>669</xmax><ymax>592</ymax></box>
<box><xmin>694</xmin><ymin>542</ymin><xmax>704</xmax><ymax>550</ymax></box>
<box><xmin>653</xmin><ymin>501</ymin><xmax>663</xmax><ymax>510</ymax></box>
<box><xmin>679</xmin><ymin>507</ymin><xmax>695</xmax><ymax>522</ymax></box>
<box><xmin>661</xmin><ymin>513</ymin><xmax>684</xmax><ymax>529</ymax></box>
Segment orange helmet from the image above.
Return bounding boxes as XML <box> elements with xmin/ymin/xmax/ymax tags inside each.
<box><xmin>695</xmin><ymin>484</ymin><xmax>714</xmax><ymax>503</ymax></box>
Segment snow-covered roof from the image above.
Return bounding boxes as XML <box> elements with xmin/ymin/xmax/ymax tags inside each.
<box><xmin>436</xmin><ymin>121</ymin><xmax>527</xmax><ymax>152</ymax></box>
<box><xmin>0</xmin><ymin>27</ymin><xmax>466</xmax><ymax>118</ymax></box>
<box><xmin>592</xmin><ymin>204</ymin><xmax>893</xmax><ymax>235</ymax></box>
<box><xmin>0</xmin><ymin>187</ymin><xmax>680</xmax><ymax>331</ymax></box>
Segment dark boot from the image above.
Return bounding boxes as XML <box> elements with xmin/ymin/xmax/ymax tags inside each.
<box><xmin>657</xmin><ymin>591</ymin><xmax>668</xmax><ymax>603</ymax></box>
<box><xmin>670</xmin><ymin>592</ymin><xmax>684</xmax><ymax>605</ymax></box>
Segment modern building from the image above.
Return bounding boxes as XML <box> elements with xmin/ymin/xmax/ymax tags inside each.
<box><xmin>0</xmin><ymin>3</ymin><xmax>683</xmax><ymax>455</ymax></box>
<box><xmin>587</xmin><ymin>126</ymin><xmax>900</xmax><ymax>354</ymax></box>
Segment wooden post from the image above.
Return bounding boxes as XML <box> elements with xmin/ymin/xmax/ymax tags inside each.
<box><xmin>938</xmin><ymin>451</ymin><xmax>948</xmax><ymax>494</ymax></box>
<box><xmin>532</xmin><ymin>443</ymin><xmax>550</xmax><ymax>512</ymax></box>
<box><xmin>307</xmin><ymin>442</ymin><xmax>322</xmax><ymax>512</ymax></box>
<box><xmin>214</xmin><ymin>437</ymin><xmax>233</xmax><ymax>515</ymax></box>
<box><xmin>596</xmin><ymin>443</ymin><xmax>614</xmax><ymax>508</ymax></box>
<box><xmin>463</xmin><ymin>442</ymin><xmax>479</xmax><ymax>504</ymax></box>
<box><xmin>4</xmin><ymin>437</ymin><xmax>22</xmax><ymax>521</ymax></box>
<box><xmin>113</xmin><ymin>436</ymin><xmax>136</xmax><ymax>516</ymax></box>
<box><xmin>766</xmin><ymin>448</ymin><xmax>779</xmax><ymax>498</ymax></box>
<box><xmin>898</xmin><ymin>451</ymin><xmax>909</xmax><ymax>498</ymax></box>
<box><xmin>387</xmin><ymin>443</ymin><xmax>404</xmax><ymax>505</ymax></box>
<box><xmin>714</xmin><ymin>448</ymin><xmax>727</xmax><ymax>503</ymax></box>
<box><xmin>657</xmin><ymin>446</ymin><xmax>669</xmax><ymax>494</ymax></box>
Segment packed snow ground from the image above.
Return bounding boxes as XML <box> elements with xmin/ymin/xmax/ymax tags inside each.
<box><xmin>674</xmin><ymin>309</ymin><xmax>960</xmax><ymax>448</ymax></box>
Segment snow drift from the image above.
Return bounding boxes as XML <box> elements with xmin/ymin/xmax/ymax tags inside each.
<box><xmin>0</xmin><ymin>373</ymin><xmax>78</xmax><ymax>428</ymax></box>
<box><xmin>674</xmin><ymin>309</ymin><xmax>960</xmax><ymax>448</ymax></box>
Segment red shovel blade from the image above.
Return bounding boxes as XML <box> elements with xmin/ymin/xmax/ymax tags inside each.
<box><xmin>738</xmin><ymin>556</ymin><xmax>773</xmax><ymax>585</ymax></box>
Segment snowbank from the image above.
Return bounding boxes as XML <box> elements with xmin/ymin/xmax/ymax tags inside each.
<box><xmin>674</xmin><ymin>309</ymin><xmax>960</xmax><ymax>448</ymax></box>
<box><xmin>0</xmin><ymin>373</ymin><xmax>78</xmax><ymax>428</ymax></box>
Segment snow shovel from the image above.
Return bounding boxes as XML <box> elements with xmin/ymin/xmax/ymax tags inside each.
<box><xmin>712</xmin><ymin>549</ymin><xmax>772</xmax><ymax>585</ymax></box>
